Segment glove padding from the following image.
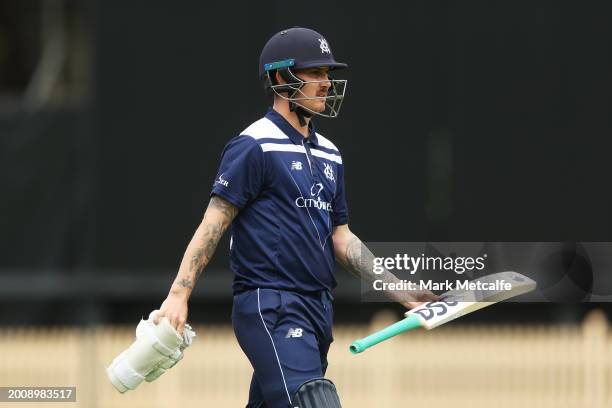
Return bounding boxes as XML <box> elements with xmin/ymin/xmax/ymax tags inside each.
<box><xmin>106</xmin><ymin>310</ymin><xmax>196</xmax><ymax>393</ymax></box>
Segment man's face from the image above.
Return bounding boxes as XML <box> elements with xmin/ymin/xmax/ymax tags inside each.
<box><xmin>294</xmin><ymin>67</ymin><xmax>331</xmax><ymax>113</ymax></box>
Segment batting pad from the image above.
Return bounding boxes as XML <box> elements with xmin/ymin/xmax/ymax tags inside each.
<box><xmin>106</xmin><ymin>310</ymin><xmax>196</xmax><ymax>393</ymax></box>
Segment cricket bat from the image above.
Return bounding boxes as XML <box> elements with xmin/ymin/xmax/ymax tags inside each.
<box><xmin>349</xmin><ymin>271</ymin><xmax>536</xmax><ymax>354</ymax></box>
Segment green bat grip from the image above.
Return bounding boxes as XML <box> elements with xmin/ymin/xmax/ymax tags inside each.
<box><xmin>349</xmin><ymin>314</ymin><xmax>423</xmax><ymax>354</ymax></box>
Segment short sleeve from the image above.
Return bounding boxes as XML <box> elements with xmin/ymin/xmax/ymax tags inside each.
<box><xmin>210</xmin><ymin>135</ymin><xmax>265</xmax><ymax>209</ymax></box>
<box><xmin>332</xmin><ymin>162</ymin><xmax>349</xmax><ymax>226</ymax></box>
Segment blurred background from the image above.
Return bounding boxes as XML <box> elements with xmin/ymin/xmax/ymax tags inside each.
<box><xmin>0</xmin><ymin>0</ymin><xmax>611</xmax><ymax>407</ymax></box>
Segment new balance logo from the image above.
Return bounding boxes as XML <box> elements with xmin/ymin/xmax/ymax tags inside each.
<box><xmin>286</xmin><ymin>328</ymin><xmax>303</xmax><ymax>338</ymax></box>
<box><xmin>291</xmin><ymin>161</ymin><xmax>303</xmax><ymax>170</ymax></box>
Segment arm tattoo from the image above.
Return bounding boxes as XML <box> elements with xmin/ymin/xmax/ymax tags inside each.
<box><xmin>209</xmin><ymin>195</ymin><xmax>239</xmax><ymax>221</ymax></box>
<box><xmin>173</xmin><ymin>196</ymin><xmax>238</xmax><ymax>292</ymax></box>
<box><xmin>178</xmin><ymin>278</ymin><xmax>193</xmax><ymax>289</ymax></box>
<box><xmin>340</xmin><ymin>234</ymin><xmax>400</xmax><ymax>286</ymax></box>
<box><xmin>337</xmin><ymin>233</ymin><xmax>438</xmax><ymax>306</ymax></box>
<box><xmin>189</xmin><ymin>222</ymin><xmax>222</xmax><ymax>280</ymax></box>
<box><xmin>191</xmin><ymin>196</ymin><xmax>238</xmax><ymax>279</ymax></box>
<box><xmin>340</xmin><ymin>235</ymin><xmax>379</xmax><ymax>283</ymax></box>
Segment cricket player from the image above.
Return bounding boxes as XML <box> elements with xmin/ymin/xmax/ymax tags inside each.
<box><xmin>155</xmin><ymin>27</ymin><xmax>436</xmax><ymax>407</ymax></box>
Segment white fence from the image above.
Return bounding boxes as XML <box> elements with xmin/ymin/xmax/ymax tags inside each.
<box><xmin>0</xmin><ymin>310</ymin><xmax>609</xmax><ymax>408</ymax></box>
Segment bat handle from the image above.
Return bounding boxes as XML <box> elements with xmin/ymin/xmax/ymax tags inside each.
<box><xmin>349</xmin><ymin>314</ymin><xmax>422</xmax><ymax>354</ymax></box>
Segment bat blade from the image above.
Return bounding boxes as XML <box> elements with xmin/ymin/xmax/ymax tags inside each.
<box><xmin>405</xmin><ymin>271</ymin><xmax>536</xmax><ymax>329</ymax></box>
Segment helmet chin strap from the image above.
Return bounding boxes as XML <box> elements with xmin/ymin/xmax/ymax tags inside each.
<box><xmin>289</xmin><ymin>100</ymin><xmax>312</xmax><ymax>127</ymax></box>
<box><xmin>278</xmin><ymin>68</ymin><xmax>312</xmax><ymax>128</ymax></box>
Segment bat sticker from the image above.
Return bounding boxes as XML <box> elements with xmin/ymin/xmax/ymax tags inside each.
<box><xmin>412</xmin><ymin>296</ymin><xmax>459</xmax><ymax>321</ymax></box>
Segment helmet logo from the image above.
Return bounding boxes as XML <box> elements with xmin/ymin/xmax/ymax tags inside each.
<box><xmin>318</xmin><ymin>38</ymin><xmax>331</xmax><ymax>54</ymax></box>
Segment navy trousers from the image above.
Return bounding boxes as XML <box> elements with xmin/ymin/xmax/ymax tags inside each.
<box><xmin>232</xmin><ymin>288</ymin><xmax>334</xmax><ymax>408</ymax></box>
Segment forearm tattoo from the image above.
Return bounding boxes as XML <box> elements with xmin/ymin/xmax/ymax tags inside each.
<box><xmin>174</xmin><ymin>196</ymin><xmax>238</xmax><ymax>290</ymax></box>
<box><xmin>178</xmin><ymin>278</ymin><xmax>193</xmax><ymax>289</ymax></box>
<box><xmin>340</xmin><ymin>235</ymin><xmax>378</xmax><ymax>283</ymax></box>
<box><xmin>340</xmin><ymin>235</ymin><xmax>400</xmax><ymax>286</ymax></box>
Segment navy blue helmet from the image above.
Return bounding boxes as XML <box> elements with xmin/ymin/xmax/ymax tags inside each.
<box><xmin>259</xmin><ymin>27</ymin><xmax>348</xmax><ymax>120</ymax></box>
<box><xmin>259</xmin><ymin>27</ymin><xmax>347</xmax><ymax>79</ymax></box>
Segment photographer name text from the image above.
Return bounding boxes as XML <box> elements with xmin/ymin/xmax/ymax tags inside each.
<box><xmin>372</xmin><ymin>279</ymin><xmax>512</xmax><ymax>292</ymax></box>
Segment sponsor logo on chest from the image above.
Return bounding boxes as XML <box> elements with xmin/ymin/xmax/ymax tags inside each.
<box><xmin>295</xmin><ymin>182</ymin><xmax>333</xmax><ymax>212</ymax></box>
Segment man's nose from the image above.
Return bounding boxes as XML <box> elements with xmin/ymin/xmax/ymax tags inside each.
<box><xmin>321</xmin><ymin>77</ymin><xmax>331</xmax><ymax>90</ymax></box>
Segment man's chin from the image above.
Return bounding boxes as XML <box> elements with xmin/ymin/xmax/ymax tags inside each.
<box><xmin>311</xmin><ymin>103</ymin><xmax>327</xmax><ymax>113</ymax></box>
<box><xmin>297</xmin><ymin>103</ymin><xmax>326</xmax><ymax>114</ymax></box>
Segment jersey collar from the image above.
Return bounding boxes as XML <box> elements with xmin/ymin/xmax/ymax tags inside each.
<box><xmin>266</xmin><ymin>108</ymin><xmax>319</xmax><ymax>147</ymax></box>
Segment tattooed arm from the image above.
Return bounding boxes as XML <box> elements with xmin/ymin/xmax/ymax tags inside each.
<box><xmin>155</xmin><ymin>195</ymin><xmax>238</xmax><ymax>333</ymax></box>
<box><xmin>332</xmin><ymin>224</ymin><xmax>438</xmax><ymax>309</ymax></box>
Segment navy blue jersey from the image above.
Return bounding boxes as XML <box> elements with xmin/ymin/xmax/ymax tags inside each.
<box><xmin>210</xmin><ymin>108</ymin><xmax>348</xmax><ymax>294</ymax></box>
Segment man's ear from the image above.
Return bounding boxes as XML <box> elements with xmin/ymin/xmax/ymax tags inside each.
<box><xmin>275</xmin><ymin>70</ymin><xmax>285</xmax><ymax>85</ymax></box>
